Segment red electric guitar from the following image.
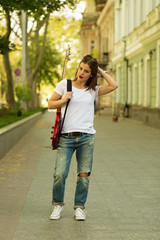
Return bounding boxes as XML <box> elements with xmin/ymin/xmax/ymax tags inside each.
<box><xmin>51</xmin><ymin>45</ymin><xmax>71</xmax><ymax>150</ymax></box>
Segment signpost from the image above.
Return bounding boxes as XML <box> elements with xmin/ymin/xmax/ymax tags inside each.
<box><xmin>14</xmin><ymin>68</ymin><xmax>22</xmax><ymax>76</ymax></box>
<box><xmin>15</xmin><ymin>68</ymin><xmax>21</xmax><ymax>85</ymax></box>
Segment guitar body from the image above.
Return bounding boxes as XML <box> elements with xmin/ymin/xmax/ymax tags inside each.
<box><xmin>52</xmin><ymin>110</ymin><xmax>62</xmax><ymax>150</ymax></box>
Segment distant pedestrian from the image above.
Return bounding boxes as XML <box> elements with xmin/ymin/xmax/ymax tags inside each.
<box><xmin>48</xmin><ymin>55</ymin><xmax>118</xmax><ymax>220</ymax></box>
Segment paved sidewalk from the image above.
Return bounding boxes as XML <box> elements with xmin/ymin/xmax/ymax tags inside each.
<box><xmin>0</xmin><ymin>111</ymin><xmax>160</xmax><ymax>240</ymax></box>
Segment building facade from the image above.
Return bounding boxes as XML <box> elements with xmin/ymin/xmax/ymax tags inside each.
<box><xmin>113</xmin><ymin>0</ymin><xmax>160</xmax><ymax>128</ymax></box>
<box><xmin>81</xmin><ymin>0</ymin><xmax>160</xmax><ymax>128</ymax></box>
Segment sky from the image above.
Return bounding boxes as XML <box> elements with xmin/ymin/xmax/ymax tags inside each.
<box><xmin>52</xmin><ymin>1</ymin><xmax>86</xmax><ymax>20</ymax></box>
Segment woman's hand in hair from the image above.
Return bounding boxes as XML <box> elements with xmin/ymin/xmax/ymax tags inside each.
<box><xmin>97</xmin><ymin>66</ymin><xmax>103</xmax><ymax>75</ymax></box>
<box><xmin>97</xmin><ymin>67</ymin><xmax>118</xmax><ymax>96</ymax></box>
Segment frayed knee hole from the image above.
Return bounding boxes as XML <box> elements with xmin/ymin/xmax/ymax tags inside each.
<box><xmin>78</xmin><ymin>172</ymin><xmax>90</xmax><ymax>177</ymax></box>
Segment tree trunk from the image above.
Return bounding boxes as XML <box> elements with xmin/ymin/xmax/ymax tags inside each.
<box><xmin>3</xmin><ymin>11</ymin><xmax>15</xmax><ymax>110</ymax></box>
<box><xmin>26</xmin><ymin>16</ymin><xmax>49</xmax><ymax>109</ymax></box>
<box><xmin>27</xmin><ymin>76</ymin><xmax>38</xmax><ymax>109</ymax></box>
<box><xmin>26</xmin><ymin>42</ymin><xmax>33</xmax><ymax>109</ymax></box>
<box><xmin>32</xmin><ymin>77</ymin><xmax>39</xmax><ymax>108</ymax></box>
<box><xmin>3</xmin><ymin>52</ymin><xmax>16</xmax><ymax>110</ymax></box>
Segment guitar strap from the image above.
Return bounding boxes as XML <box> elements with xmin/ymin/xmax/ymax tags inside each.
<box><xmin>60</xmin><ymin>79</ymin><xmax>72</xmax><ymax>133</ymax></box>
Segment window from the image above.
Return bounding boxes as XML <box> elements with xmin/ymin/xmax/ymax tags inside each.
<box><xmin>144</xmin><ymin>55</ymin><xmax>151</xmax><ymax>106</ymax></box>
<box><xmin>135</xmin><ymin>0</ymin><xmax>141</xmax><ymax>27</ymax></box>
<box><xmin>130</xmin><ymin>0</ymin><xmax>134</xmax><ymax>32</ymax></box>
<box><xmin>128</xmin><ymin>66</ymin><xmax>132</xmax><ymax>104</ymax></box>
<box><xmin>156</xmin><ymin>0</ymin><xmax>160</xmax><ymax>7</ymax></box>
<box><xmin>133</xmin><ymin>64</ymin><xmax>138</xmax><ymax>104</ymax></box>
<box><xmin>90</xmin><ymin>40</ymin><xmax>95</xmax><ymax>56</ymax></box>
<box><xmin>152</xmin><ymin>0</ymin><xmax>156</xmax><ymax>9</ymax></box>
<box><xmin>125</xmin><ymin>0</ymin><xmax>129</xmax><ymax>35</ymax></box>
<box><xmin>138</xmin><ymin>60</ymin><xmax>144</xmax><ymax>105</ymax></box>
<box><xmin>102</xmin><ymin>38</ymin><xmax>108</xmax><ymax>53</ymax></box>
<box><xmin>141</xmin><ymin>0</ymin><xmax>147</xmax><ymax>23</ymax></box>
<box><xmin>115</xmin><ymin>0</ymin><xmax>122</xmax><ymax>42</ymax></box>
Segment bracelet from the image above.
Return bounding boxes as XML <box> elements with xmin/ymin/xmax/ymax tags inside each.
<box><xmin>101</xmin><ymin>70</ymin><xmax>107</xmax><ymax>77</ymax></box>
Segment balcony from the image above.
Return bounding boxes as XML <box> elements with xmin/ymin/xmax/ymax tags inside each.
<box><xmin>82</xmin><ymin>12</ymin><xmax>99</xmax><ymax>27</ymax></box>
<box><xmin>98</xmin><ymin>52</ymin><xmax>109</xmax><ymax>68</ymax></box>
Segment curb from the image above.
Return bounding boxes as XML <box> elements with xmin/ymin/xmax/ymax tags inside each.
<box><xmin>0</xmin><ymin>112</ymin><xmax>42</xmax><ymax>160</ymax></box>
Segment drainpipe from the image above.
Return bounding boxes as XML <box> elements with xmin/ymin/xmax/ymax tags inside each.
<box><xmin>148</xmin><ymin>49</ymin><xmax>155</xmax><ymax>107</ymax></box>
<box><xmin>124</xmin><ymin>57</ymin><xmax>129</xmax><ymax>117</ymax></box>
<box><xmin>122</xmin><ymin>37</ymin><xmax>130</xmax><ymax>117</ymax></box>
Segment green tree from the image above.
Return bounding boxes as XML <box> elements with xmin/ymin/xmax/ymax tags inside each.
<box><xmin>0</xmin><ymin>0</ymin><xmax>78</xmax><ymax>109</ymax></box>
<box><xmin>28</xmin><ymin>36</ymin><xmax>63</xmax><ymax>107</ymax></box>
<box><xmin>36</xmin><ymin>39</ymin><xmax>62</xmax><ymax>87</ymax></box>
<box><xmin>0</xmin><ymin>10</ymin><xmax>16</xmax><ymax>110</ymax></box>
<box><xmin>0</xmin><ymin>0</ymin><xmax>44</xmax><ymax>110</ymax></box>
<box><xmin>15</xmin><ymin>85</ymin><xmax>32</xmax><ymax>109</ymax></box>
<box><xmin>18</xmin><ymin>1</ymin><xmax>78</xmax><ymax>109</ymax></box>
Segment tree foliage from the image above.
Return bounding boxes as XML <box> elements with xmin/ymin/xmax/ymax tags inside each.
<box><xmin>48</xmin><ymin>16</ymin><xmax>81</xmax><ymax>79</ymax></box>
<box><xmin>0</xmin><ymin>36</ymin><xmax>16</xmax><ymax>54</ymax></box>
<box><xmin>0</xmin><ymin>0</ymin><xmax>79</xmax><ymax>109</ymax></box>
<box><xmin>0</xmin><ymin>0</ymin><xmax>77</xmax><ymax>14</ymax></box>
<box><xmin>37</xmin><ymin>39</ymin><xmax>62</xmax><ymax>87</ymax></box>
<box><xmin>15</xmin><ymin>85</ymin><xmax>32</xmax><ymax>109</ymax></box>
<box><xmin>0</xmin><ymin>0</ymin><xmax>78</xmax><ymax>54</ymax></box>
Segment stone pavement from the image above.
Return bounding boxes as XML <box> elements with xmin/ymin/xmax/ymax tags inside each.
<box><xmin>0</xmin><ymin>111</ymin><xmax>160</xmax><ymax>240</ymax></box>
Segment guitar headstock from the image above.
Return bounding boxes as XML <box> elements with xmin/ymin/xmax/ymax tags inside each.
<box><xmin>65</xmin><ymin>45</ymin><xmax>71</xmax><ymax>61</ymax></box>
<box><xmin>62</xmin><ymin>45</ymin><xmax>71</xmax><ymax>79</ymax></box>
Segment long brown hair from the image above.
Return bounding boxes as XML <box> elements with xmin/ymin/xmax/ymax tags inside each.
<box><xmin>74</xmin><ymin>55</ymin><xmax>98</xmax><ymax>91</ymax></box>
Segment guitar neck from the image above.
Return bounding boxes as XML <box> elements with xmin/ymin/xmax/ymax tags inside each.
<box><xmin>61</xmin><ymin>44</ymin><xmax>70</xmax><ymax>80</ymax></box>
<box><xmin>62</xmin><ymin>59</ymin><xmax>67</xmax><ymax>80</ymax></box>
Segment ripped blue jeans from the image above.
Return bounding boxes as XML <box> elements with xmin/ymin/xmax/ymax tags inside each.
<box><xmin>52</xmin><ymin>134</ymin><xmax>95</xmax><ymax>209</ymax></box>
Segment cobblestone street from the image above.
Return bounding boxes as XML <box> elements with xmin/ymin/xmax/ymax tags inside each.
<box><xmin>0</xmin><ymin>111</ymin><xmax>160</xmax><ymax>240</ymax></box>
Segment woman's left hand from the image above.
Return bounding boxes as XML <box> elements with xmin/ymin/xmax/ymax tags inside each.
<box><xmin>98</xmin><ymin>66</ymin><xmax>103</xmax><ymax>76</ymax></box>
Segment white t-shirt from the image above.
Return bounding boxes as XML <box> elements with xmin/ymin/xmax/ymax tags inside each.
<box><xmin>55</xmin><ymin>79</ymin><xmax>100</xmax><ymax>134</ymax></box>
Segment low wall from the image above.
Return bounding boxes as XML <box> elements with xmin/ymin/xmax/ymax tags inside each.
<box><xmin>0</xmin><ymin>112</ymin><xmax>42</xmax><ymax>160</ymax></box>
<box><xmin>116</xmin><ymin>104</ymin><xmax>160</xmax><ymax>129</ymax></box>
<box><xmin>130</xmin><ymin>106</ymin><xmax>160</xmax><ymax>129</ymax></box>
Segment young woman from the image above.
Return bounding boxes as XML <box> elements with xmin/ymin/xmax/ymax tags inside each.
<box><xmin>48</xmin><ymin>55</ymin><xmax>118</xmax><ymax>221</ymax></box>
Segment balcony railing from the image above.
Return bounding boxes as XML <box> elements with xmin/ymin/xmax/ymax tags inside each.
<box><xmin>82</xmin><ymin>12</ymin><xmax>99</xmax><ymax>25</ymax></box>
<box><xmin>98</xmin><ymin>52</ymin><xmax>109</xmax><ymax>68</ymax></box>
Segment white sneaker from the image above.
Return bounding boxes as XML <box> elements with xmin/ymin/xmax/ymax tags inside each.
<box><xmin>50</xmin><ymin>205</ymin><xmax>64</xmax><ymax>220</ymax></box>
<box><xmin>74</xmin><ymin>208</ymin><xmax>86</xmax><ymax>221</ymax></box>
